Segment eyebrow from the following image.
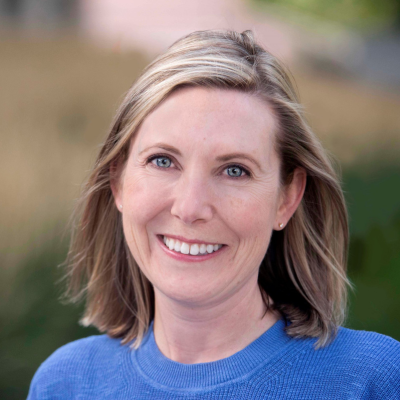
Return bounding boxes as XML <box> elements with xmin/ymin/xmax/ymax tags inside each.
<box><xmin>139</xmin><ymin>143</ymin><xmax>261</xmax><ymax>170</ymax></box>
<box><xmin>139</xmin><ymin>143</ymin><xmax>182</xmax><ymax>157</ymax></box>
<box><xmin>216</xmin><ymin>153</ymin><xmax>262</xmax><ymax>170</ymax></box>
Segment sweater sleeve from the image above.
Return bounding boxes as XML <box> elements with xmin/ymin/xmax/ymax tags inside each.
<box><xmin>26</xmin><ymin>335</ymin><xmax>106</xmax><ymax>400</ymax></box>
<box><xmin>27</xmin><ymin>351</ymin><xmax>81</xmax><ymax>400</ymax></box>
<box><xmin>359</xmin><ymin>332</ymin><xmax>400</xmax><ymax>399</ymax></box>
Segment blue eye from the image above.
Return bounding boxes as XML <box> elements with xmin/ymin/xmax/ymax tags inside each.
<box><xmin>226</xmin><ymin>166</ymin><xmax>244</xmax><ymax>177</ymax></box>
<box><xmin>153</xmin><ymin>156</ymin><xmax>172</xmax><ymax>168</ymax></box>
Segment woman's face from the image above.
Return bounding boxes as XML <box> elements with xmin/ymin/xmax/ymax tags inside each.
<box><xmin>114</xmin><ymin>87</ymin><xmax>299</xmax><ymax>306</ymax></box>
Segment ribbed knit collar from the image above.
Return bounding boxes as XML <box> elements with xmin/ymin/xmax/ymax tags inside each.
<box><xmin>130</xmin><ymin>318</ymin><xmax>292</xmax><ymax>390</ymax></box>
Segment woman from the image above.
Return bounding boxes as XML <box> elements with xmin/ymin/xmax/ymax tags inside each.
<box><xmin>28</xmin><ymin>30</ymin><xmax>399</xmax><ymax>399</ymax></box>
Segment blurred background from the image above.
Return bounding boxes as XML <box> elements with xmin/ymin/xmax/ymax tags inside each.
<box><xmin>1</xmin><ymin>0</ymin><xmax>400</xmax><ymax>398</ymax></box>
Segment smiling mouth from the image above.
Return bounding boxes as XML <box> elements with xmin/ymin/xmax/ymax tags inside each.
<box><xmin>160</xmin><ymin>235</ymin><xmax>224</xmax><ymax>256</ymax></box>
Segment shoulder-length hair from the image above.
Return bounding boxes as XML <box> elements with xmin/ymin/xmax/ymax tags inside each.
<box><xmin>65</xmin><ymin>30</ymin><xmax>351</xmax><ymax>349</ymax></box>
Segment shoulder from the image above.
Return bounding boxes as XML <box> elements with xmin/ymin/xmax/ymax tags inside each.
<box><xmin>33</xmin><ymin>334</ymin><xmax>122</xmax><ymax>374</ymax></box>
<box><xmin>311</xmin><ymin>326</ymin><xmax>400</xmax><ymax>376</ymax></box>
<box><xmin>332</xmin><ymin>326</ymin><xmax>400</xmax><ymax>366</ymax></box>
<box><xmin>331</xmin><ymin>328</ymin><xmax>400</xmax><ymax>397</ymax></box>
<box><xmin>27</xmin><ymin>334</ymin><xmax>126</xmax><ymax>399</ymax></box>
<box><xmin>283</xmin><ymin>325</ymin><xmax>400</xmax><ymax>372</ymax></box>
<box><xmin>285</xmin><ymin>327</ymin><xmax>400</xmax><ymax>398</ymax></box>
<box><xmin>249</xmin><ymin>326</ymin><xmax>400</xmax><ymax>399</ymax></box>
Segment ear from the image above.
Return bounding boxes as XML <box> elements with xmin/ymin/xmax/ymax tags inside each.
<box><xmin>110</xmin><ymin>161</ymin><xmax>123</xmax><ymax>212</ymax></box>
<box><xmin>274</xmin><ymin>168</ymin><xmax>306</xmax><ymax>230</ymax></box>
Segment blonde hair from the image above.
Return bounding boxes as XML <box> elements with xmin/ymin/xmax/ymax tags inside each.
<box><xmin>65</xmin><ymin>30</ymin><xmax>351</xmax><ymax>349</ymax></box>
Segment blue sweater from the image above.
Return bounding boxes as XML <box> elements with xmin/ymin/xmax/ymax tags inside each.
<box><xmin>27</xmin><ymin>318</ymin><xmax>400</xmax><ymax>399</ymax></box>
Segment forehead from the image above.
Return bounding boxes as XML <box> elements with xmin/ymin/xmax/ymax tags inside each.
<box><xmin>132</xmin><ymin>87</ymin><xmax>278</xmax><ymax>163</ymax></box>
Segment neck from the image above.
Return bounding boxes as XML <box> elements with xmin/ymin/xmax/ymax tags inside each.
<box><xmin>153</xmin><ymin>279</ymin><xmax>279</xmax><ymax>364</ymax></box>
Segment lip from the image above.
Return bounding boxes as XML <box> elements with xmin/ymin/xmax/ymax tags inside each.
<box><xmin>157</xmin><ymin>235</ymin><xmax>226</xmax><ymax>262</ymax></box>
<box><xmin>159</xmin><ymin>234</ymin><xmax>224</xmax><ymax>246</ymax></box>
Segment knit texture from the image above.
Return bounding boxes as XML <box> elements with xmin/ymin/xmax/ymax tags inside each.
<box><xmin>27</xmin><ymin>318</ymin><xmax>400</xmax><ymax>399</ymax></box>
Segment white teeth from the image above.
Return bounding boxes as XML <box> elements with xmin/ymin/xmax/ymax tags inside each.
<box><xmin>190</xmin><ymin>244</ymin><xmax>199</xmax><ymax>255</ymax></box>
<box><xmin>163</xmin><ymin>236</ymin><xmax>222</xmax><ymax>256</ymax></box>
<box><xmin>168</xmin><ymin>239</ymin><xmax>175</xmax><ymax>251</ymax></box>
<box><xmin>199</xmin><ymin>244</ymin><xmax>207</xmax><ymax>254</ymax></box>
<box><xmin>181</xmin><ymin>242</ymin><xmax>190</xmax><ymax>254</ymax></box>
<box><xmin>174</xmin><ymin>240</ymin><xmax>181</xmax><ymax>252</ymax></box>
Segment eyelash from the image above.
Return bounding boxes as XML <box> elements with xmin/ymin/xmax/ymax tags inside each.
<box><xmin>146</xmin><ymin>154</ymin><xmax>251</xmax><ymax>179</ymax></box>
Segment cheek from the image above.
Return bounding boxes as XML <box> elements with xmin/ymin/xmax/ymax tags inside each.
<box><xmin>122</xmin><ymin>173</ymin><xmax>169</xmax><ymax>226</ymax></box>
<box><xmin>216</xmin><ymin>187</ymin><xmax>277</xmax><ymax>285</ymax></box>
<box><xmin>120</xmin><ymin>173</ymin><xmax>171</xmax><ymax>267</ymax></box>
<box><xmin>222</xmin><ymin>184</ymin><xmax>278</xmax><ymax>241</ymax></box>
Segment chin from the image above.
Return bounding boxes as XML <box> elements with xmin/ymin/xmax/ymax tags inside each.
<box><xmin>153</xmin><ymin>276</ymin><xmax>222</xmax><ymax>307</ymax></box>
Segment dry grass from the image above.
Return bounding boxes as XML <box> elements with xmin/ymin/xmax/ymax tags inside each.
<box><xmin>0</xmin><ymin>34</ymin><xmax>147</xmax><ymax>270</ymax></box>
<box><xmin>295</xmin><ymin>69</ymin><xmax>400</xmax><ymax>166</ymax></box>
<box><xmin>1</xmin><ymin>33</ymin><xmax>400</xmax><ymax>271</ymax></box>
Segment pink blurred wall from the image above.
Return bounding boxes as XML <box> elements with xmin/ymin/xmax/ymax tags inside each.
<box><xmin>79</xmin><ymin>0</ymin><xmax>294</xmax><ymax>61</ymax></box>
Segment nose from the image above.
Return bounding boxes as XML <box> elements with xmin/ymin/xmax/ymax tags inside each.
<box><xmin>170</xmin><ymin>171</ymin><xmax>214</xmax><ymax>225</ymax></box>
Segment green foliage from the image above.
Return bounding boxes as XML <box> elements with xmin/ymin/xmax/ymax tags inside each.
<box><xmin>254</xmin><ymin>0</ymin><xmax>400</xmax><ymax>29</ymax></box>
<box><xmin>346</xmin><ymin>214</ymin><xmax>400</xmax><ymax>338</ymax></box>
<box><xmin>0</xmin><ymin>242</ymin><xmax>98</xmax><ymax>400</ymax></box>
<box><xmin>343</xmin><ymin>166</ymin><xmax>400</xmax><ymax>339</ymax></box>
<box><xmin>343</xmin><ymin>167</ymin><xmax>400</xmax><ymax>237</ymax></box>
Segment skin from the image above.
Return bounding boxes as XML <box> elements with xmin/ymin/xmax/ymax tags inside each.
<box><xmin>112</xmin><ymin>87</ymin><xmax>306</xmax><ymax>364</ymax></box>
